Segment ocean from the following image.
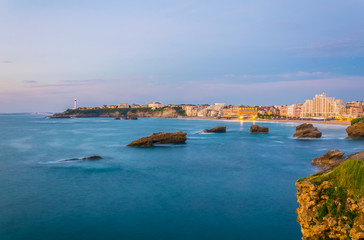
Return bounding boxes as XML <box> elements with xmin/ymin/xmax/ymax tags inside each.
<box><xmin>0</xmin><ymin>114</ymin><xmax>361</xmax><ymax>240</ymax></box>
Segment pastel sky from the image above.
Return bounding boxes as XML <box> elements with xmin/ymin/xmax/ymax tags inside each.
<box><xmin>1</xmin><ymin>0</ymin><xmax>364</xmax><ymax>112</ymax></box>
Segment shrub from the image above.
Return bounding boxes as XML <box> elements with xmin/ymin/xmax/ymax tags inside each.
<box><xmin>351</xmin><ymin>116</ymin><xmax>364</xmax><ymax>125</ymax></box>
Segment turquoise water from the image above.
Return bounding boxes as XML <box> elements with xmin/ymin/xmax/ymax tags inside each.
<box><xmin>1</xmin><ymin>115</ymin><xmax>362</xmax><ymax>240</ymax></box>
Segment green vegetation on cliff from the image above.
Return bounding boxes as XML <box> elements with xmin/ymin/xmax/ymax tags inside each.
<box><xmin>351</xmin><ymin>116</ymin><xmax>364</xmax><ymax>125</ymax></box>
<box><xmin>296</xmin><ymin>160</ymin><xmax>364</xmax><ymax>239</ymax></box>
<box><xmin>299</xmin><ymin>159</ymin><xmax>364</xmax><ymax>199</ymax></box>
<box><xmin>298</xmin><ymin>160</ymin><xmax>363</xmax><ymax>233</ymax></box>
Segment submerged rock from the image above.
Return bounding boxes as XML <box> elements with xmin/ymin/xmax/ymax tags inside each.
<box><xmin>203</xmin><ymin>126</ymin><xmax>226</xmax><ymax>133</ymax></box>
<box><xmin>250</xmin><ymin>125</ymin><xmax>269</xmax><ymax>133</ymax></box>
<box><xmin>62</xmin><ymin>156</ymin><xmax>103</xmax><ymax>161</ymax></box>
<box><xmin>346</xmin><ymin>122</ymin><xmax>364</xmax><ymax>138</ymax></box>
<box><xmin>293</xmin><ymin>123</ymin><xmax>322</xmax><ymax>138</ymax></box>
<box><xmin>127</xmin><ymin>131</ymin><xmax>187</xmax><ymax>147</ymax></box>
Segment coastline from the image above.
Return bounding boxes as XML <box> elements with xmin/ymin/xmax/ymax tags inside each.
<box><xmin>50</xmin><ymin>114</ymin><xmax>351</xmax><ymax>126</ymax></box>
<box><xmin>255</xmin><ymin>119</ymin><xmax>350</xmax><ymax>126</ymax></box>
<box><xmin>182</xmin><ymin>116</ymin><xmax>350</xmax><ymax>126</ymax></box>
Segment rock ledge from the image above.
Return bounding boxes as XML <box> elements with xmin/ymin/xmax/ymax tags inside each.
<box><xmin>127</xmin><ymin>131</ymin><xmax>187</xmax><ymax>147</ymax></box>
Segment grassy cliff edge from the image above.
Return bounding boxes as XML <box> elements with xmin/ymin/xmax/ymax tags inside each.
<box><xmin>296</xmin><ymin>159</ymin><xmax>364</xmax><ymax>240</ymax></box>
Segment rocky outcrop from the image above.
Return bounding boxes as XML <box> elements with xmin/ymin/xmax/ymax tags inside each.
<box><xmin>62</xmin><ymin>156</ymin><xmax>103</xmax><ymax>161</ymax></box>
<box><xmin>50</xmin><ymin>107</ymin><xmax>184</xmax><ymax>119</ymax></box>
<box><xmin>123</xmin><ymin>112</ymin><xmax>138</xmax><ymax>120</ymax></box>
<box><xmin>203</xmin><ymin>126</ymin><xmax>226</xmax><ymax>133</ymax></box>
<box><xmin>346</xmin><ymin>151</ymin><xmax>364</xmax><ymax>161</ymax></box>
<box><xmin>312</xmin><ymin>150</ymin><xmax>345</xmax><ymax>169</ymax></box>
<box><xmin>250</xmin><ymin>125</ymin><xmax>269</xmax><ymax>133</ymax></box>
<box><xmin>293</xmin><ymin>123</ymin><xmax>322</xmax><ymax>138</ymax></box>
<box><xmin>136</xmin><ymin>107</ymin><xmax>181</xmax><ymax>118</ymax></box>
<box><xmin>127</xmin><ymin>131</ymin><xmax>187</xmax><ymax>147</ymax></box>
<box><xmin>51</xmin><ymin>112</ymin><xmax>121</xmax><ymax>118</ymax></box>
<box><xmin>50</xmin><ymin>114</ymin><xmax>71</xmax><ymax>118</ymax></box>
<box><xmin>346</xmin><ymin>122</ymin><xmax>364</xmax><ymax>138</ymax></box>
<box><xmin>296</xmin><ymin>160</ymin><xmax>364</xmax><ymax>240</ymax></box>
<box><xmin>312</xmin><ymin>150</ymin><xmax>364</xmax><ymax>170</ymax></box>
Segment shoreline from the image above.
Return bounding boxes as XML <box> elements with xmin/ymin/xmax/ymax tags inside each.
<box><xmin>182</xmin><ymin>116</ymin><xmax>350</xmax><ymax>126</ymax></box>
<box><xmin>255</xmin><ymin>119</ymin><xmax>350</xmax><ymax>126</ymax></box>
<box><xmin>47</xmin><ymin>113</ymin><xmax>351</xmax><ymax>126</ymax></box>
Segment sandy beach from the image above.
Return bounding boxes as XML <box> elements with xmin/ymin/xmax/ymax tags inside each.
<box><xmin>256</xmin><ymin>119</ymin><xmax>350</xmax><ymax>126</ymax></box>
<box><xmin>182</xmin><ymin>116</ymin><xmax>350</xmax><ymax>126</ymax></box>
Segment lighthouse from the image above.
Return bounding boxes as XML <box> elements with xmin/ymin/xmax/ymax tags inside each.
<box><xmin>74</xmin><ymin>97</ymin><xmax>77</xmax><ymax>109</ymax></box>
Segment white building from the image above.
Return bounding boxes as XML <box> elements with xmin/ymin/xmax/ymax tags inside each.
<box><xmin>147</xmin><ymin>102</ymin><xmax>163</xmax><ymax>109</ymax></box>
<box><xmin>118</xmin><ymin>103</ymin><xmax>130</xmax><ymax>108</ymax></box>
<box><xmin>301</xmin><ymin>93</ymin><xmax>343</xmax><ymax>118</ymax></box>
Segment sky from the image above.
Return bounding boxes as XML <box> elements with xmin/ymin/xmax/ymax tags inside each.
<box><xmin>0</xmin><ymin>0</ymin><xmax>364</xmax><ymax>112</ymax></box>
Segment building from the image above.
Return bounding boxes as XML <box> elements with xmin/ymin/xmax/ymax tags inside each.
<box><xmin>146</xmin><ymin>102</ymin><xmax>163</xmax><ymax>109</ymax></box>
<box><xmin>239</xmin><ymin>106</ymin><xmax>258</xmax><ymax>118</ymax></box>
<box><xmin>346</xmin><ymin>101</ymin><xmax>363</xmax><ymax>108</ymax></box>
<box><xmin>118</xmin><ymin>103</ymin><xmax>130</xmax><ymax>108</ymax></box>
<box><xmin>301</xmin><ymin>93</ymin><xmax>343</xmax><ymax>118</ymax></box>
<box><xmin>212</xmin><ymin>103</ymin><xmax>226</xmax><ymax>111</ymax></box>
<box><xmin>131</xmin><ymin>104</ymin><xmax>141</xmax><ymax>108</ymax></box>
<box><xmin>267</xmin><ymin>107</ymin><xmax>280</xmax><ymax>116</ymax></box>
<box><xmin>182</xmin><ymin>105</ymin><xmax>196</xmax><ymax>116</ymax></box>
<box><xmin>287</xmin><ymin>104</ymin><xmax>302</xmax><ymax>117</ymax></box>
<box><xmin>74</xmin><ymin>98</ymin><xmax>77</xmax><ymax>109</ymax></box>
<box><xmin>276</xmin><ymin>105</ymin><xmax>288</xmax><ymax>117</ymax></box>
<box><xmin>343</xmin><ymin>106</ymin><xmax>364</xmax><ymax>117</ymax></box>
<box><xmin>222</xmin><ymin>105</ymin><xmax>240</xmax><ymax>118</ymax></box>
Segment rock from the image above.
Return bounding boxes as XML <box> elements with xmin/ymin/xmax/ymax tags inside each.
<box><xmin>293</xmin><ymin>123</ymin><xmax>322</xmax><ymax>138</ymax></box>
<box><xmin>50</xmin><ymin>113</ymin><xmax>71</xmax><ymax>118</ymax></box>
<box><xmin>346</xmin><ymin>122</ymin><xmax>364</xmax><ymax>138</ymax></box>
<box><xmin>346</xmin><ymin>150</ymin><xmax>364</xmax><ymax>161</ymax></box>
<box><xmin>123</xmin><ymin>113</ymin><xmax>138</xmax><ymax>120</ymax></box>
<box><xmin>115</xmin><ymin>117</ymin><xmax>121</xmax><ymax>120</ymax></box>
<box><xmin>312</xmin><ymin>150</ymin><xmax>364</xmax><ymax>170</ymax></box>
<box><xmin>203</xmin><ymin>126</ymin><xmax>226</xmax><ymax>133</ymax></box>
<box><xmin>250</xmin><ymin>125</ymin><xmax>269</xmax><ymax>133</ymax></box>
<box><xmin>62</xmin><ymin>156</ymin><xmax>103</xmax><ymax>161</ymax></box>
<box><xmin>127</xmin><ymin>131</ymin><xmax>187</xmax><ymax>147</ymax></box>
<box><xmin>312</xmin><ymin>150</ymin><xmax>345</xmax><ymax>169</ymax></box>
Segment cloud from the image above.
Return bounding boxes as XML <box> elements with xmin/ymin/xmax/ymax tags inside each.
<box><xmin>1</xmin><ymin>60</ymin><xmax>12</xmax><ymax>63</ymax></box>
<box><xmin>240</xmin><ymin>71</ymin><xmax>331</xmax><ymax>80</ymax></box>
<box><xmin>23</xmin><ymin>80</ymin><xmax>38</xmax><ymax>84</ymax></box>
<box><xmin>289</xmin><ymin>31</ymin><xmax>364</xmax><ymax>57</ymax></box>
<box><xmin>23</xmin><ymin>79</ymin><xmax>109</xmax><ymax>88</ymax></box>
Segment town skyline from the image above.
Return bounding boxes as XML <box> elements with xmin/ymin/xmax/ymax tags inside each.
<box><xmin>52</xmin><ymin>92</ymin><xmax>362</xmax><ymax>120</ymax></box>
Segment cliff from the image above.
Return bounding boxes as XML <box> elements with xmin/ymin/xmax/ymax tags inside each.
<box><xmin>296</xmin><ymin>159</ymin><xmax>364</xmax><ymax>240</ymax></box>
<box><xmin>51</xmin><ymin>107</ymin><xmax>186</xmax><ymax>119</ymax></box>
<box><xmin>346</xmin><ymin>122</ymin><xmax>364</xmax><ymax>138</ymax></box>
